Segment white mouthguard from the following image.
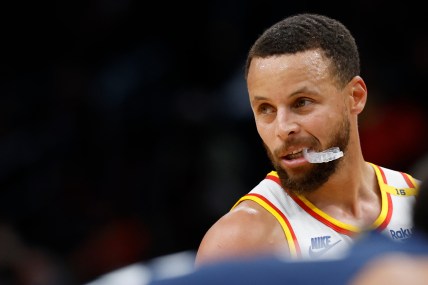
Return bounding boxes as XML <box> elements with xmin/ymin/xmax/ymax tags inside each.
<box><xmin>303</xmin><ymin>147</ymin><xmax>344</xmax><ymax>163</ymax></box>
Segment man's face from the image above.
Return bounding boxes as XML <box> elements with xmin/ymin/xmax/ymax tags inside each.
<box><xmin>247</xmin><ymin>50</ymin><xmax>350</xmax><ymax>194</ymax></box>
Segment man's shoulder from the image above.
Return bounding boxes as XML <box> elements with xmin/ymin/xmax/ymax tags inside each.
<box><xmin>369</xmin><ymin>162</ymin><xmax>420</xmax><ymax>194</ymax></box>
<box><xmin>195</xmin><ymin>200</ymin><xmax>288</xmax><ymax>266</ymax></box>
<box><xmin>370</xmin><ymin>163</ymin><xmax>419</xmax><ymax>182</ymax></box>
<box><xmin>217</xmin><ymin>200</ymin><xmax>281</xmax><ymax>236</ymax></box>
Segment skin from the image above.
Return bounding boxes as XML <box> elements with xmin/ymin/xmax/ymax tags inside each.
<box><xmin>195</xmin><ymin>49</ymin><xmax>381</xmax><ymax>267</ymax></box>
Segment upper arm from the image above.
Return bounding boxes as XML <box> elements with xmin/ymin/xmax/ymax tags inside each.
<box><xmin>194</xmin><ymin>200</ymin><xmax>289</xmax><ymax>267</ymax></box>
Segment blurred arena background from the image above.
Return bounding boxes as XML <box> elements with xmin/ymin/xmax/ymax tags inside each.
<box><xmin>1</xmin><ymin>1</ymin><xmax>428</xmax><ymax>284</ymax></box>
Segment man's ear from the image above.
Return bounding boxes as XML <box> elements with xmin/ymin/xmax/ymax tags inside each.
<box><xmin>347</xmin><ymin>76</ymin><xmax>368</xmax><ymax>115</ymax></box>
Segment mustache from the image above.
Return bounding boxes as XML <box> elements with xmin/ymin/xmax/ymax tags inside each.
<box><xmin>272</xmin><ymin>137</ymin><xmax>319</xmax><ymax>157</ymax></box>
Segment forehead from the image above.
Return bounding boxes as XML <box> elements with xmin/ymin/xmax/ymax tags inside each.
<box><xmin>247</xmin><ymin>50</ymin><xmax>332</xmax><ymax>86</ymax></box>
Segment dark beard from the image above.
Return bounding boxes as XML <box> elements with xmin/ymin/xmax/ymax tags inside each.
<box><xmin>265</xmin><ymin>117</ymin><xmax>350</xmax><ymax>195</ymax></box>
<box><xmin>275</xmin><ymin>161</ymin><xmax>337</xmax><ymax>195</ymax></box>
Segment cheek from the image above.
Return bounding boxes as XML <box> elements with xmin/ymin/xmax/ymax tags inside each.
<box><xmin>255</xmin><ymin>121</ymin><xmax>274</xmax><ymax>143</ymax></box>
<box><xmin>304</xmin><ymin>112</ymin><xmax>336</xmax><ymax>138</ymax></box>
<box><xmin>320</xmin><ymin>100</ymin><xmax>345</xmax><ymax>121</ymax></box>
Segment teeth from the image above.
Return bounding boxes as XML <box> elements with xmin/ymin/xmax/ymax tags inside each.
<box><xmin>290</xmin><ymin>149</ymin><xmax>303</xmax><ymax>155</ymax></box>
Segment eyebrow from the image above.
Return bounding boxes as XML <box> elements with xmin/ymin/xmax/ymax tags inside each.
<box><xmin>252</xmin><ymin>95</ymin><xmax>268</xmax><ymax>102</ymax></box>
<box><xmin>251</xmin><ymin>86</ymin><xmax>320</xmax><ymax>103</ymax></box>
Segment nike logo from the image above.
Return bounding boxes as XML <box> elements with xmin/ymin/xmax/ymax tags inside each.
<box><xmin>308</xmin><ymin>239</ymin><xmax>341</xmax><ymax>258</ymax></box>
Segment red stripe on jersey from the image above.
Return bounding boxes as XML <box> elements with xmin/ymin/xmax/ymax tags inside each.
<box><xmin>401</xmin><ymin>172</ymin><xmax>415</xmax><ymax>188</ymax></box>
<box><xmin>290</xmin><ymin>195</ymin><xmax>357</xmax><ymax>237</ymax></box>
<box><xmin>266</xmin><ymin>174</ymin><xmax>280</xmax><ymax>184</ymax></box>
<box><xmin>377</xmin><ymin>193</ymin><xmax>393</xmax><ymax>231</ymax></box>
<box><xmin>377</xmin><ymin>165</ymin><xmax>388</xmax><ymax>184</ymax></box>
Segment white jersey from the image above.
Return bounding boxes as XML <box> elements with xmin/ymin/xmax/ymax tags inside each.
<box><xmin>232</xmin><ymin>163</ymin><xmax>420</xmax><ymax>260</ymax></box>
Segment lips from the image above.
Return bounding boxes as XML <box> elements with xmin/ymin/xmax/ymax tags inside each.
<box><xmin>280</xmin><ymin>151</ymin><xmax>308</xmax><ymax>169</ymax></box>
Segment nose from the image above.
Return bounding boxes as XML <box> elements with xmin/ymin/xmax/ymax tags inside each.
<box><xmin>275</xmin><ymin>108</ymin><xmax>299</xmax><ymax>140</ymax></box>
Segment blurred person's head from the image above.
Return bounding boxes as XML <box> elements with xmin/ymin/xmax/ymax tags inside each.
<box><xmin>413</xmin><ymin>174</ymin><xmax>428</xmax><ymax>235</ymax></box>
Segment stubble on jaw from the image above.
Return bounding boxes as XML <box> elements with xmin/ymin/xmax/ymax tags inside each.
<box><xmin>264</xmin><ymin>115</ymin><xmax>350</xmax><ymax>195</ymax></box>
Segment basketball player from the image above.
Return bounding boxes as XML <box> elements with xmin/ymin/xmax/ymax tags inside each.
<box><xmin>195</xmin><ymin>13</ymin><xmax>420</xmax><ymax>266</ymax></box>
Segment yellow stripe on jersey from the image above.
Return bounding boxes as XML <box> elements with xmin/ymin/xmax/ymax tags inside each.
<box><xmin>371</xmin><ymin>186</ymin><xmax>390</xmax><ymax>228</ymax></box>
<box><xmin>297</xmin><ymin>195</ymin><xmax>361</xmax><ymax>233</ymax></box>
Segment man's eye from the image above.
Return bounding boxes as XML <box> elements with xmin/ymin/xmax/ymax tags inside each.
<box><xmin>258</xmin><ymin>104</ymin><xmax>275</xmax><ymax>114</ymax></box>
<box><xmin>294</xmin><ymin>98</ymin><xmax>312</xmax><ymax>108</ymax></box>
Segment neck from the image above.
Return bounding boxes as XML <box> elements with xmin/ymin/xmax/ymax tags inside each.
<box><xmin>303</xmin><ymin>153</ymin><xmax>380</xmax><ymax>227</ymax></box>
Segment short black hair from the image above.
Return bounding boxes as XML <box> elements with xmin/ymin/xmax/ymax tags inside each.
<box><xmin>245</xmin><ymin>13</ymin><xmax>360</xmax><ymax>88</ymax></box>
